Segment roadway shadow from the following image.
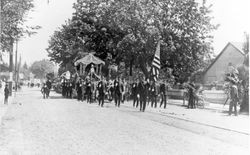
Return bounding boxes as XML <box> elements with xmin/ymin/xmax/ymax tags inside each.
<box><xmin>239</xmin><ymin>112</ymin><xmax>249</xmax><ymax>115</ymax></box>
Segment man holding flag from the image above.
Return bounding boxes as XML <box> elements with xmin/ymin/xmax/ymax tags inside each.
<box><xmin>148</xmin><ymin>40</ymin><xmax>162</xmax><ymax>108</ymax></box>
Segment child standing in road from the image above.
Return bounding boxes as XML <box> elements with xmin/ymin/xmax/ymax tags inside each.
<box><xmin>4</xmin><ymin>84</ymin><xmax>9</xmax><ymax>104</ymax></box>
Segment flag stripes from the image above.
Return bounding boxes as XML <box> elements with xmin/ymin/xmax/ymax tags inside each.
<box><xmin>152</xmin><ymin>56</ymin><xmax>160</xmax><ymax>69</ymax></box>
<box><xmin>152</xmin><ymin>41</ymin><xmax>161</xmax><ymax>82</ymax></box>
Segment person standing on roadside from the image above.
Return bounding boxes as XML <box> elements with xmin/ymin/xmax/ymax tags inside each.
<box><xmin>45</xmin><ymin>79</ymin><xmax>52</xmax><ymax>97</ymax></box>
<box><xmin>76</xmin><ymin>79</ymin><xmax>82</xmax><ymax>101</ymax></box>
<box><xmin>138</xmin><ymin>78</ymin><xmax>147</xmax><ymax>112</ymax></box>
<box><xmin>4</xmin><ymin>84</ymin><xmax>10</xmax><ymax>104</ymax></box>
<box><xmin>97</xmin><ymin>78</ymin><xmax>105</xmax><ymax>107</ymax></box>
<box><xmin>114</xmin><ymin>77</ymin><xmax>122</xmax><ymax>107</ymax></box>
<box><xmin>61</xmin><ymin>79</ymin><xmax>66</xmax><ymax>97</ymax></box>
<box><xmin>187</xmin><ymin>81</ymin><xmax>196</xmax><ymax>109</ymax></box>
<box><xmin>86</xmin><ymin>78</ymin><xmax>92</xmax><ymax>103</ymax></box>
<box><xmin>131</xmin><ymin>79</ymin><xmax>139</xmax><ymax>107</ymax></box>
<box><xmin>160</xmin><ymin>80</ymin><xmax>167</xmax><ymax>109</ymax></box>
<box><xmin>145</xmin><ymin>78</ymin><xmax>150</xmax><ymax>105</ymax></box>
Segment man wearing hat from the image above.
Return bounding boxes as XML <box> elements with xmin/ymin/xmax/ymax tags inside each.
<box><xmin>76</xmin><ymin>79</ymin><xmax>82</xmax><ymax>101</ymax></box>
<box><xmin>131</xmin><ymin>79</ymin><xmax>139</xmax><ymax>107</ymax></box>
<box><xmin>4</xmin><ymin>84</ymin><xmax>10</xmax><ymax>104</ymax></box>
<box><xmin>86</xmin><ymin>78</ymin><xmax>92</xmax><ymax>103</ymax></box>
<box><xmin>97</xmin><ymin>78</ymin><xmax>105</xmax><ymax>107</ymax></box>
<box><xmin>225</xmin><ymin>64</ymin><xmax>240</xmax><ymax>116</ymax></box>
<box><xmin>114</xmin><ymin>77</ymin><xmax>122</xmax><ymax>107</ymax></box>
<box><xmin>160</xmin><ymin>80</ymin><xmax>167</xmax><ymax>109</ymax></box>
<box><xmin>150</xmin><ymin>81</ymin><xmax>157</xmax><ymax>108</ymax></box>
<box><xmin>227</xmin><ymin>73</ymin><xmax>240</xmax><ymax>116</ymax></box>
<box><xmin>138</xmin><ymin>78</ymin><xmax>148</xmax><ymax>112</ymax></box>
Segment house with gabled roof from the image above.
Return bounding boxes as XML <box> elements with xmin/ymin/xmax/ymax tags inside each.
<box><xmin>203</xmin><ymin>42</ymin><xmax>245</xmax><ymax>84</ymax></box>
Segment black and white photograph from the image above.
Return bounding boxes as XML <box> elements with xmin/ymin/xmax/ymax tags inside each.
<box><xmin>0</xmin><ymin>0</ymin><xmax>249</xmax><ymax>154</ymax></box>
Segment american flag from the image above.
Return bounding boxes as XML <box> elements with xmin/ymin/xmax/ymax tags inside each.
<box><xmin>152</xmin><ymin>41</ymin><xmax>161</xmax><ymax>81</ymax></box>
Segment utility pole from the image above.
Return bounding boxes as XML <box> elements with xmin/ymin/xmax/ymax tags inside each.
<box><xmin>9</xmin><ymin>37</ymin><xmax>14</xmax><ymax>96</ymax></box>
<box><xmin>0</xmin><ymin>0</ymin><xmax>2</xmax><ymax>52</ymax></box>
<box><xmin>15</xmin><ymin>38</ymin><xmax>18</xmax><ymax>92</ymax></box>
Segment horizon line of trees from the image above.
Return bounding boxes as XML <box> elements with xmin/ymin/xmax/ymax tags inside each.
<box><xmin>47</xmin><ymin>0</ymin><xmax>218</xmax><ymax>83</ymax></box>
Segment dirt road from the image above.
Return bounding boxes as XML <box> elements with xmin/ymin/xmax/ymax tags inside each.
<box><xmin>0</xmin><ymin>88</ymin><xmax>249</xmax><ymax>154</ymax></box>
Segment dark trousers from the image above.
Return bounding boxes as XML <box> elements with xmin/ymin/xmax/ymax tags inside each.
<box><xmin>62</xmin><ymin>88</ymin><xmax>66</xmax><ymax>97</ymax></box>
<box><xmin>139</xmin><ymin>95</ymin><xmax>146</xmax><ymax>112</ymax></box>
<box><xmin>47</xmin><ymin>89</ymin><xmax>50</xmax><ymax>97</ymax></box>
<box><xmin>151</xmin><ymin>95</ymin><xmax>157</xmax><ymax>108</ymax></box>
<box><xmin>160</xmin><ymin>93</ymin><xmax>167</xmax><ymax>108</ymax></box>
<box><xmin>87</xmin><ymin>90</ymin><xmax>92</xmax><ymax>103</ymax></box>
<box><xmin>188</xmin><ymin>94</ymin><xmax>196</xmax><ymax>108</ymax></box>
<box><xmin>98</xmin><ymin>94</ymin><xmax>105</xmax><ymax>107</ymax></box>
<box><xmin>147</xmin><ymin>94</ymin><xmax>151</xmax><ymax>105</ymax></box>
<box><xmin>69</xmin><ymin>89</ymin><xmax>72</xmax><ymax>98</ymax></box>
<box><xmin>133</xmin><ymin>94</ymin><xmax>139</xmax><ymax>107</ymax></box>
<box><xmin>229</xmin><ymin>100</ymin><xmax>238</xmax><ymax>116</ymax></box>
<box><xmin>66</xmin><ymin>90</ymin><xmax>69</xmax><ymax>98</ymax></box>
<box><xmin>77</xmin><ymin>90</ymin><xmax>82</xmax><ymax>101</ymax></box>
<box><xmin>115</xmin><ymin>92</ymin><xmax>121</xmax><ymax>107</ymax></box>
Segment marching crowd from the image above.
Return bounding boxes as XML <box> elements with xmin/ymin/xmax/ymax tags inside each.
<box><xmin>41</xmin><ymin>69</ymin><xmax>241</xmax><ymax>116</ymax></box>
<box><xmin>58</xmin><ymin>76</ymin><xmax>201</xmax><ymax>112</ymax></box>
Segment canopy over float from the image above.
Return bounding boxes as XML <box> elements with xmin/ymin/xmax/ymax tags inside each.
<box><xmin>74</xmin><ymin>53</ymin><xmax>105</xmax><ymax>66</ymax></box>
<box><xmin>74</xmin><ymin>53</ymin><xmax>105</xmax><ymax>78</ymax></box>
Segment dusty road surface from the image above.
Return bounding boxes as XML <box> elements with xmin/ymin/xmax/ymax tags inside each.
<box><xmin>0</xmin><ymin>87</ymin><xmax>249</xmax><ymax>155</ymax></box>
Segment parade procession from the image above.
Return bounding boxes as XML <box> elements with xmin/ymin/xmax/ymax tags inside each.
<box><xmin>56</xmin><ymin>41</ymin><xmax>173</xmax><ymax>112</ymax></box>
<box><xmin>0</xmin><ymin>0</ymin><xmax>249</xmax><ymax>154</ymax></box>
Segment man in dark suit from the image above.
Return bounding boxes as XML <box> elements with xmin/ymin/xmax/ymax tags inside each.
<box><xmin>76</xmin><ymin>80</ymin><xmax>82</xmax><ymax>101</ymax></box>
<box><xmin>45</xmin><ymin>79</ymin><xmax>52</xmax><ymax>97</ymax></box>
<box><xmin>69</xmin><ymin>80</ymin><xmax>74</xmax><ymax>99</ymax></box>
<box><xmin>4</xmin><ymin>84</ymin><xmax>10</xmax><ymax>104</ymax></box>
<box><xmin>138</xmin><ymin>78</ymin><xmax>147</xmax><ymax>112</ymax></box>
<box><xmin>145</xmin><ymin>78</ymin><xmax>151</xmax><ymax>106</ymax></box>
<box><xmin>61</xmin><ymin>80</ymin><xmax>66</xmax><ymax>97</ymax></box>
<box><xmin>97</xmin><ymin>79</ymin><xmax>105</xmax><ymax>107</ymax></box>
<box><xmin>86</xmin><ymin>79</ymin><xmax>92</xmax><ymax>103</ymax></box>
<box><xmin>187</xmin><ymin>81</ymin><xmax>196</xmax><ymax>109</ymax></box>
<box><xmin>66</xmin><ymin>81</ymin><xmax>70</xmax><ymax>98</ymax></box>
<box><xmin>131</xmin><ymin>79</ymin><xmax>139</xmax><ymax>107</ymax></box>
<box><xmin>114</xmin><ymin>77</ymin><xmax>122</xmax><ymax>107</ymax></box>
<box><xmin>150</xmin><ymin>81</ymin><xmax>157</xmax><ymax>108</ymax></box>
<box><xmin>160</xmin><ymin>80</ymin><xmax>167</xmax><ymax>109</ymax></box>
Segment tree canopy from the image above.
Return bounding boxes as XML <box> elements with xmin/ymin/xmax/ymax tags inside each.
<box><xmin>29</xmin><ymin>59</ymin><xmax>55</xmax><ymax>79</ymax></box>
<box><xmin>47</xmin><ymin>0</ymin><xmax>218</xmax><ymax>82</ymax></box>
<box><xmin>0</xmin><ymin>0</ymin><xmax>40</xmax><ymax>52</ymax></box>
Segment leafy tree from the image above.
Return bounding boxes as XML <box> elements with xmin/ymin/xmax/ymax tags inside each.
<box><xmin>29</xmin><ymin>59</ymin><xmax>55</xmax><ymax>79</ymax></box>
<box><xmin>48</xmin><ymin>0</ymin><xmax>217</xmax><ymax>82</ymax></box>
<box><xmin>238</xmin><ymin>32</ymin><xmax>249</xmax><ymax>112</ymax></box>
<box><xmin>0</xmin><ymin>0</ymin><xmax>40</xmax><ymax>52</ymax></box>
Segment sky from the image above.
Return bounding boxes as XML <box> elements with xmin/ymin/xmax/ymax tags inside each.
<box><xmin>2</xmin><ymin>0</ymin><xmax>250</xmax><ymax>65</ymax></box>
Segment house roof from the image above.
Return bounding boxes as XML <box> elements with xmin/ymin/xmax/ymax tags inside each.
<box><xmin>204</xmin><ymin>42</ymin><xmax>245</xmax><ymax>74</ymax></box>
<box><xmin>230</xmin><ymin>42</ymin><xmax>245</xmax><ymax>55</ymax></box>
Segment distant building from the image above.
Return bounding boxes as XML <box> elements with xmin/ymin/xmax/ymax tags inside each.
<box><xmin>203</xmin><ymin>42</ymin><xmax>245</xmax><ymax>84</ymax></box>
